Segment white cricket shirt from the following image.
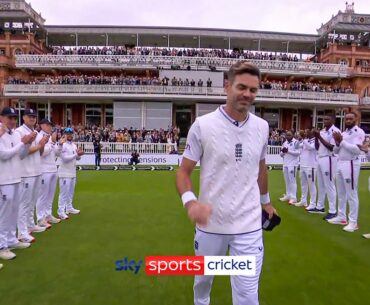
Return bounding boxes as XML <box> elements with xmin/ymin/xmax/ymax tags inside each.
<box><xmin>280</xmin><ymin>139</ymin><xmax>299</xmax><ymax>167</ymax></box>
<box><xmin>58</xmin><ymin>141</ymin><xmax>80</xmax><ymax>178</ymax></box>
<box><xmin>317</xmin><ymin>125</ymin><xmax>340</xmax><ymax>157</ymax></box>
<box><xmin>37</xmin><ymin>130</ymin><xmax>62</xmax><ymax>173</ymax></box>
<box><xmin>0</xmin><ymin>129</ymin><xmax>29</xmax><ymax>185</ymax></box>
<box><xmin>183</xmin><ymin>105</ymin><xmax>269</xmax><ymax>234</ymax></box>
<box><xmin>14</xmin><ymin>124</ymin><xmax>41</xmax><ymax>178</ymax></box>
<box><xmin>333</xmin><ymin>125</ymin><xmax>365</xmax><ymax>161</ymax></box>
<box><xmin>297</xmin><ymin>138</ymin><xmax>317</xmax><ymax>168</ymax></box>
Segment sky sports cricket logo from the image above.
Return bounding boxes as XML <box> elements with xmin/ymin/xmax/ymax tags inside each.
<box><xmin>115</xmin><ymin>256</ymin><xmax>256</xmax><ymax>276</ymax></box>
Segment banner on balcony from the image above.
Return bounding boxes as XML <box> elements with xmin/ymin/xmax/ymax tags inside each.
<box><xmin>74</xmin><ymin>154</ymin><xmax>180</xmax><ymax>165</ymax></box>
<box><xmin>72</xmin><ymin>153</ymin><xmax>286</xmax><ymax>165</ymax></box>
<box><xmin>59</xmin><ymin>153</ymin><xmax>369</xmax><ymax>166</ymax></box>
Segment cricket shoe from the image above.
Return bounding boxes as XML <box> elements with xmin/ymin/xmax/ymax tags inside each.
<box><xmin>307</xmin><ymin>208</ymin><xmax>325</xmax><ymax>214</ymax></box>
<box><xmin>294</xmin><ymin>201</ymin><xmax>307</xmax><ymax>207</ymax></box>
<box><xmin>327</xmin><ymin>216</ymin><xmax>347</xmax><ymax>225</ymax></box>
<box><xmin>0</xmin><ymin>248</ymin><xmax>16</xmax><ymax>260</ymax></box>
<box><xmin>45</xmin><ymin>215</ymin><xmax>61</xmax><ymax>224</ymax></box>
<box><xmin>305</xmin><ymin>204</ymin><xmax>316</xmax><ymax>211</ymax></box>
<box><xmin>323</xmin><ymin>213</ymin><xmax>337</xmax><ymax>221</ymax></box>
<box><xmin>279</xmin><ymin>195</ymin><xmax>289</xmax><ymax>202</ymax></box>
<box><xmin>18</xmin><ymin>234</ymin><xmax>35</xmax><ymax>243</ymax></box>
<box><xmin>9</xmin><ymin>242</ymin><xmax>31</xmax><ymax>250</ymax></box>
<box><xmin>314</xmin><ymin>208</ymin><xmax>326</xmax><ymax>214</ymax></box>
<box><xmin>29</xmin><ymin>225</ymin><xmax>46</xmax><ymax>233</ymax></box>
<box><xmin>66</xmin><ymin>208</ymin><xmax>80</xmax><ymax>215</ymax></box>
<box><xmin>58</xmin><ymin>213</ymin><xmax>69</xmax><ymax>220</ymax></box>
<box><xmin>38</xmin><ymin>219</ymin><xmax>52</xmax><ymax>229</ymax></box>
<box><xmin>343</xmin><ymin>222</ymin><xmax>358</xmax><ymax>233</ymax></box>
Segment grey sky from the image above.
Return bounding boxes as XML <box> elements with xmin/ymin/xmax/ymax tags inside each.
<box><xmin>30</xmin><ymin>0</ymin><xmax>369</xmax><ymax>34</ymax></box>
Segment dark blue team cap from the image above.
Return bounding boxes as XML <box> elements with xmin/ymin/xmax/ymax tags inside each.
<box><xmin>1</xmin><ymin>107</ymin><xmax>17</xmax><ymax>117</ymax></box>
<box><xmin>24</xmin><ymin>108</ymin><xmax>37</xmax><ymax>117</ymax></box>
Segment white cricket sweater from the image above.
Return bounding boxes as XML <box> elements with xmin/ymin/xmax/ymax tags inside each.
<box><xmin>14</xmin><ymin>124</ymin><xmax>41</xmax><ymax>178</ymax></box>
<box><xmin>58</xmin><ymin>141</ymin><xmax>80</xmax><ymax>178</ymax></box>
<box><xmin>183</xmin><ymin>106</ymin><xmax>269</xmax><ymax>234</ymax></box>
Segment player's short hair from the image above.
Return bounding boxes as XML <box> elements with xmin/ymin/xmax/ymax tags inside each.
<box><xmin>227</xmin><ymin>61</ymin><xmax>261</xmax><ymax>84</ymax></box>
<box><xmin>345</xmin><ymin>111</ymin><xmax>357</xmax><ymax>118</ymax></box>
<box><xmin>324</xmin><ymin>112</ymin><xmax>336</xmax><ymax>121</ymax></box>
<box><xmin>286</xmin><ymin>130</ymin><xmax>293</xmax><ymax>136</ymax></box>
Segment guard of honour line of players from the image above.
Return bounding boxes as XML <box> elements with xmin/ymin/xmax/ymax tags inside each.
<box><xmin>0</xmin><ymin>107</ymin><xmax>84</xmax><ymax>270</ymax></box>
<box><xmin>279</xmin><ymin>112</ymin><xmax>370</xmax><ymax>234</ymax></box>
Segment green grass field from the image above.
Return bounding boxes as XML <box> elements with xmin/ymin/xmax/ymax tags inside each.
<box><xmin>1</xmin><ymin>170</ymin><xmax>369</xmax><ymax>305</ymax></box>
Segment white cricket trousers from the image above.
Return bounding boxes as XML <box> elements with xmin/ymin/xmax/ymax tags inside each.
<box><xmin>283</xmin><ymin>166</ymin><xmax>297</xmax><ymax>200</ymax></box>
<box><xmin>316</xmin><ymin>156</ymin><xmax>337</xmax><ymax>213</ymax></box>
<box><xmin>299</xmin><ymin>167</ymin><xmax>317</xmax><ymax>205</ymax></box>
<box><xmin>194</xmin><ymin>228</ymin><xmax>264</xmax><ymax>305</ymax></box>
<box><xmin>336</xmin><ymin>160</ymin><xmax>361</xmax><ymax>223</ymax></box>
<box><xmin>58</xmin><ymin>177</ymin><xmax>76</xmax><ymax>215</ymax></box>
<box><xmin>36</xmin><ymin>172</ymin><xmax>58</xmax><ymax>221</ymax></box>
<box><xmin>18</xmin><ymin>176</ymin><xmax>40</xmax><ymax>237</ymax></box>
<box><xmin>0</xmin><ymin>183</ymin><xmax>20</xmax><ymax>249</ymax></box>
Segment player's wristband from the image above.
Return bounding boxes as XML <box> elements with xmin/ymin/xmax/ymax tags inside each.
<box><xmin>260</xmin><ymin>193</ymin><xmax>271</xmax><ymax>205</ymax></box>
<box><xmin>181</xmin><ymin>191</ymin><xmax>197</xmax><ymax>206</ymax></box>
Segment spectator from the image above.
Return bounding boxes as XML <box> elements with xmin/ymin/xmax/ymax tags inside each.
<box><xmin>128</xmin><ymin>150</ymin><xmax>140</xmax><ymax>165</ymax></box>
<box><xmin>93</xmin><ymin>137</ymin><xmax>102</xmax><ymax>167</ymax></box>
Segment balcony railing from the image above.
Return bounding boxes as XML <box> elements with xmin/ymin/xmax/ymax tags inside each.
<box><xmin>15</xmin><ymin>55</ymin><xmax>348</xmax><ymax>77</ymax></box>
<box><xmin>3</xmin><ymin>84</ymin><xmax>359</xmax><ymax>104</ymax></box>
<box><xmin>77</xmin><ymin>142</ymin><xmax>177</xmax><ymax>154</ymax></box>
<box><xmin>76</xmin><ymin>142</ymin><xmax>281</xmax><ymax>155</ymax></box>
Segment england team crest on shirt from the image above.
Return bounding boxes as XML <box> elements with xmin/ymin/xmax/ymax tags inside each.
<box><xmin>235</xmin><ymin>143</ymin><xmax>243</xmax><ymax>162</ymax></box>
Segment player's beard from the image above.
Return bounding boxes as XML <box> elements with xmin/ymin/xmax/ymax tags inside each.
<box><xmin>233</xmin><ymin>96</ymin><xmax>252</xmax><ymax>114</ymax></box>
<box><xmin>345</xmin><ymin>123</ymin><xmax>355</xmax><ymax>129</ymax></box>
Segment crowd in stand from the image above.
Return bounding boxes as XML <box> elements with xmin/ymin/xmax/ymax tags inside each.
<box><xmin>7</xmin><ymin>75</ymin><xmax>213</xmax><ymax>87</ymax></box>
<box><xmin>8</xmin><ymin>75</ymin><xmax>354</xmax><ymax>94</ymax></box>
<box><xmin>268</xmin><ymin>129</ymin><xmax>287</xmax><ymax>146</ymax></box>
<box><xmin>50</xmin><ymin>46</ymin><xmax>302</xmax><ymax>62</ymax></box>
<box><xmin>21</xmin><ymin>47</ymin><xmax>348</xmax><ymax>75</ymax></box>
<box><xmin>47</xmin><ymin>124</ymin><xmax>180</xmax><ymax>153</ymax></box>
<box><xmin>260</xmin><ymin>80</ymin><xmax>354</xmax><ymax>93</ymax></box>
<box><xmin>52</xmin><ymin>125</ymin><xmax>329</xmax><ymax>149</ymax></box>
